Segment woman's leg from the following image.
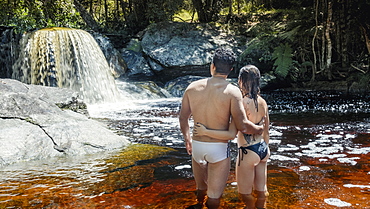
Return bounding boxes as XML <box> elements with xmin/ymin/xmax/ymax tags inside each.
<box><xmin>254</xmin><ymin>149</ymin><xmax>270</xmax><ymax>208</ymax></box>
<box><xmin>236</xmin><ymin>151</ymin><xmax>260</xmax><ymax>208</ymax></box>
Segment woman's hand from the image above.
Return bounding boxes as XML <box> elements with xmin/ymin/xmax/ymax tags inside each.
<box><xmin>193</xmin><ymin>122</ymin><xmax>208</xmax><ymax>136</ymax></box>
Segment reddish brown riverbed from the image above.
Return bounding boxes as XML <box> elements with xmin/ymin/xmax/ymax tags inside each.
<box><xmin>1</xmin><ymin>145</ymin><xmax>369</xmax><ymax>209</ymax></box>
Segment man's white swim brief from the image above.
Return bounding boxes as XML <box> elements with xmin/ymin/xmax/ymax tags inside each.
<box><xmin>192</xmin><ymin>140</ymin><xmax>230</xmax><ymax>164</ymax></box>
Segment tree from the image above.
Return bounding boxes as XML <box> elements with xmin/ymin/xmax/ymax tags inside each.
<box><xmin>191</xmin><ymin>0</ymin><xmax>223</xmax><ymax>23</ymax></box>
<box><xmin>74</xmin><ymin>0</ymin><xmax>102</xmax><ymax>31</ymax></box>
<box><xmin>311</xmin><ymin>0</ymin><xmax>369</xmax><ymax>81</ymax></box>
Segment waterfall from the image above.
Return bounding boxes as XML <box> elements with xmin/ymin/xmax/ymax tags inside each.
<box><xmin>12</xmin><ymin>27</ymin><xmax>121</xmax><ymax>104</ymax></box>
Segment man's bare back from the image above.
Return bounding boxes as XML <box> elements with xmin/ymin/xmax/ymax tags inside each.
<box><xmin>184</xmin><ymin>76</ymin><xmax>243</xmax><ymax>143</ymax></box>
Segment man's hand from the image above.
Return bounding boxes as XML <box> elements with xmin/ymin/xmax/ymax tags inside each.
<box><xmin>185</xmin><ymin>140</ymin><xmax>192</xmax><ymax>155</ymax></box>
<box><xmin>240</xmin><ymin>116</ymin><xmax>266</xmax><ymax>135</ymax></box>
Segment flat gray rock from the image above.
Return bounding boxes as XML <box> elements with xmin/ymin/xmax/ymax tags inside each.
<box><xmin>0</xmin><ymin>79</ymin><xmax>130</xmax><ymax>167</ymax></box>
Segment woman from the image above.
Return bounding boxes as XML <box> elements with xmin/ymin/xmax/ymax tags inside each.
<box><xmin>193</xmin><ymin>65</ymin><xmax>270</xmax><ymax>209</ymax></box>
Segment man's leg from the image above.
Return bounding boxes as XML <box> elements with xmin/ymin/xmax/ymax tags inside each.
<box><xmin>205</xmin><ymin>157</ymin><xmax>231</xmax><ymax>209</ymax></box>
<box><xmin>192</xmin><ymin>158</ymin><xmax>208</xmax><ymax>205</ymax></box>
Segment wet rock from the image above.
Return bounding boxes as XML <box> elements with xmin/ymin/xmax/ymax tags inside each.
<box><xmin>0</xmin><ymin>78</ymin><xmax>130</xmax><ymax>167</ymax></box>
<box><xmin>92</xmin><ymin>32</ymin><xmax>128</xmax><ymax>78</ymax></box>
<box><xmin>120</xmin><ymin>49</ymin><xmax>153</xmax><ymax>78</ymax></box>
<box><xmin>164</xmin><ymin>75</ymin><xmax>205</xmax><ymax>97</ymax></box>
<box><xmin>124</xmin><ymin>22</ymin><xmax>243</xmax><ymax>82</ymax></box>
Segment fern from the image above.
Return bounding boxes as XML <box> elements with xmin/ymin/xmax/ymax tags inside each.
<box><xmin>272</xmin><ymin>43</ymin><xmax>293</xmax><ymax>78</ymax></box>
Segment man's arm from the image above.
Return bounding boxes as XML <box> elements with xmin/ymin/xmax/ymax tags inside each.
<box><xmin>179</xmin><ymin>92</ymin><xmax>192</xmax><ymax>155</ymax></box>
<box><xmin>241</xmin><ymin>118</ymin><xmax>264</xmax><ymax>135</ymax></box>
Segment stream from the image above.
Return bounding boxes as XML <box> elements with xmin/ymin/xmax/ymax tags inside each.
<box><xmin>1</xmin><ymin>89</ymin><xmax>369</xmax><ymax>208</ymax></box>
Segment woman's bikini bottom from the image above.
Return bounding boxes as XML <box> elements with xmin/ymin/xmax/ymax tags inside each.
<box><xmin>238</xmin><ymin>141</ymin><xmax>268</xmax><ymax>166</ymax></box>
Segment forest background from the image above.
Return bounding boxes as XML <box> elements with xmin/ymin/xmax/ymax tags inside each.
<box><xmin>0</xmin><ymin>0</ymin><xmax>369</xmax><ymax>90</ymax></box>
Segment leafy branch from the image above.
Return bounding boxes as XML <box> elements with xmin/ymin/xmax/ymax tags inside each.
<box><xmin>272</xmin><ymin>43</ymin><xmax>293</xmax><ymax>78</ymax></box>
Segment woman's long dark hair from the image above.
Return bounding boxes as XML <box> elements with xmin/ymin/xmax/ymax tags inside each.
<box><xmin>238</xmin><ymin>65</ymin><xmax>261</xmax><ymax>111</ymax></box>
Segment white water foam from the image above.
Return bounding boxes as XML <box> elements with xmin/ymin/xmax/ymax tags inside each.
<box><xmin>337</xmin><ymin>157</ymin><xmax>360</xmax><ymax>165</ymax></box>
<box><xmin>175</xmin><ymin>165</ymin><xmax>191</xmax><ymax>170</ymax></box>
<box><xmin>269</xmin><ymin>154</ymin><xmax>299</xmax><ymax>161</ymax></box>
<box><xmin>299</xmin><ymin>166</ymin><xmax>310</xmax><ymax>171</ymax></box>
<box><xmin>343</xmin><ymin>184</ymin><xmax>370</xmax><ymax>189</ymax></box>
<box><xmin>324</xmin><ymin>198</ymin><xmax>351</xmax><ymax>207</ymax></box>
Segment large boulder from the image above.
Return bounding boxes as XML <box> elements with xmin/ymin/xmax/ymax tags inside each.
<box><xmin>0</xmin><ymin>79</ymin><xmax>130</xmax><ymax>167</ymax></box>
<box><xmin>122</xmin><ymin>22</ymin><xmax>244</xmax><ymax>82</ymax></box>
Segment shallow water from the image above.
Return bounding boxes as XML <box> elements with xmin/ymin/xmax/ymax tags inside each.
<box><xmin>0</xmin><ymin>91</ymin><xmax>369</xmax><ymax>208</ymax></box>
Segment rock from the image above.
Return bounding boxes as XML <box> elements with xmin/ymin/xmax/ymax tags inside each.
<box><xmin>164</xmin><ymin>75</ymin><xmax>205</xmax><ymax>97</ymax></box>
<box><xmin>0</xmin><ymin>79</ymin><xmax>130</xmax><ymax>167</ymax></box>
<box><xmin>92</xmin><ymin>32</ymin><xmax>128</xmax><ymax>78</ymax></box>
<box><xmin>120</xmin><ymin>49</ymin><xmax>153</xmax><ymax>78</ymax></box>
<box><xmin>134</xmin><ymin>22</ymin><xmax>243</xmax><ymax>82</ymax></box>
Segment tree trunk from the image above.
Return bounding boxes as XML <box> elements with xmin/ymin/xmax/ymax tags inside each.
<box><xmin>311</xmin><ymin>0</ymin><xmax>319</xmax><ymax>82</ymax></box>
<box><xmin>115</xmin><ymin>0</ymin><xmax>119</xmax><ymax>21</ymax></box>
<box><xmin>325</xmin><ymin>0</ymin><xmax>332</xmax><ymax>80</ymax></box>
<box><xmin>89</xmin><ymin>0</ymin><xmax>93</xmax><ymax>14</ymax></box>
<box><xmin>319</xmin><ymin>0</ymin><xmax>326</xmax><ymax>73</ymax></box>
<box><xmin>74</xmin><ymin>0</ymin><xmax>101</xmax><ymax>32</ymax></box>
<box><xmin>228</xmin><ymin>0</ymin><xmax>233</xmax><ymax>16</ymax></box>
<box><xmin>360</xmin><ymin>24</ymin><xmax>370</xmax><ymax>55</ymax></box>
<box><xmin>104</xmin><ymin>0</ymin><xmax>108</xmax><ymax>22</ymax></box>
<box><xmin>191</xmin><ymin>0</ymin><xmax>221</xmax><ymax>23</ymax></box>
<box><xmin>340</xmin><ymin>1</ymin><xmax>349</xmax><ymax>68</ymax></box>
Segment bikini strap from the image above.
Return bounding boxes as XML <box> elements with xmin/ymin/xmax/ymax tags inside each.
<box><xmin>238</xmin><ymin>146</ymin><xmax>248</xmax><ymax>166</ymax></box>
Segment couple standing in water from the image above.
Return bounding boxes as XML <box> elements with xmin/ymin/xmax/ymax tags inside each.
<box><xmin>179</xmin><ymin>48</ymin><xmax>270</xmax><ymax>209</ymax></box>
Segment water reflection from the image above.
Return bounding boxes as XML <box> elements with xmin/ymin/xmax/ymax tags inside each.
<box><xmin>0</xmin><ymin>91</ymin><xmax>369</xmax><ymax>208</ymax></box>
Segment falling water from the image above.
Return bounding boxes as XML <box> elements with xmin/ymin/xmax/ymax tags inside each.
<box><xmin>12</xmin><ymin>27</ymin><xmax>121</xmax><ymax>104</ymax></box>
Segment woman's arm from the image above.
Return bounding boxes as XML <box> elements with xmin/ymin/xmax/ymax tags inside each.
<box><xmin>193</xmin><ymin>119</ymin><xmax>238</xmax><ymax>140</ymax></box>
<box><xmin>263</xmin><ymin>101</ymin><xmax>270</xmax><ymax>144</ymax></box>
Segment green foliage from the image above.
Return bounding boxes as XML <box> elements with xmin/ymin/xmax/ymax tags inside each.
<box><xmin>173</xmin><ymin>9</ymin><xmax>198</xmax><ymax>22</ymax></box>
<box><xmin>147</xmin><ymin>0</ymin><xmax>184</xmax><ymax>23</ymax></box>
<box><xmin>240</xmin><ymin>36</ymin><xmax>273</xmax><ymax>63</ymax></box>
<box><xmin>126</xmin><ymin>39</ymin><xmax>142</xmax><ymax>52</ymax></box>
<box><xmin>272</xmin><ymin>43</ymin><xmax>293</xmax><ymax>78</ymax></box>
<box><xmin>0</xmin><ymin>0</ymin><xmax>84</xmax><ymax>33</ymax></box>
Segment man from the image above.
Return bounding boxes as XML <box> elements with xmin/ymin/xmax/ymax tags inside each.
<box><xmin>179</xmin><ymin>48</ymin><xmax>264</xmax><ymax>209</ymax></box>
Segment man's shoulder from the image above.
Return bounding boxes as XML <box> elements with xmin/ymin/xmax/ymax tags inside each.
<box><xmin>225</xmin><ymin>82</ymin><xmax>241</xmax><ymax>95</ymax></box>
<box><xmin>226</xmin><ymin>82</ymin><xmax>239</xmax><ymax>89</ymax></box>
<box><xmin>186</xmin><ymin>78</ymin><xmax>207</xmax><ymax>89</ymax></box>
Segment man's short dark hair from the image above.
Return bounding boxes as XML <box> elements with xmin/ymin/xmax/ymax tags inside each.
<box><xmin>212</xmin><ymin>47</ymin><xmax>237</xmax><ymax>75</ymax></box>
